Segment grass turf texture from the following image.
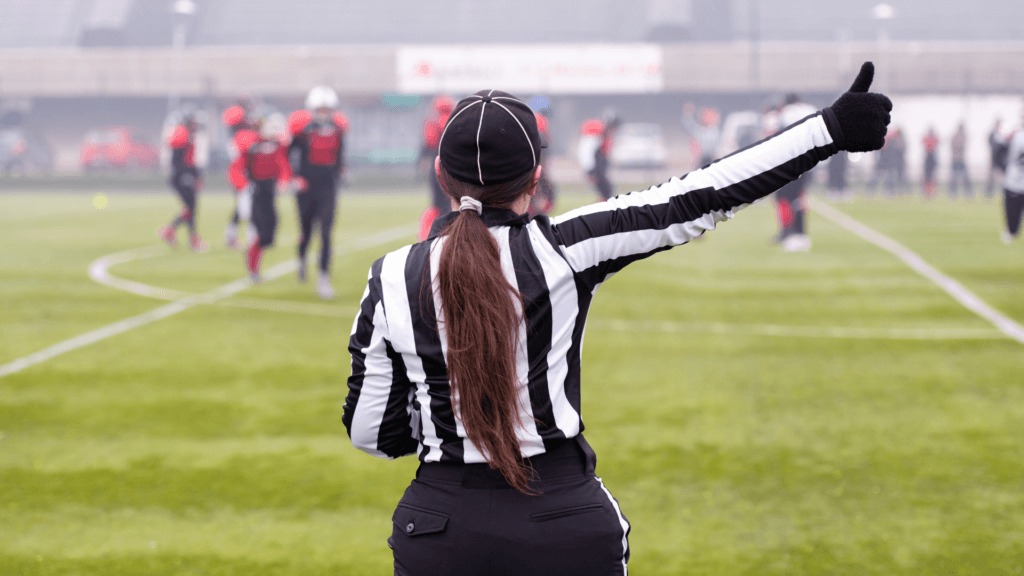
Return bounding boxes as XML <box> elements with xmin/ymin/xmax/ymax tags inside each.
<box><xmin>1</xmin><ymin>184</ymin><xmax>1022</xmax><ymax>575</ymax></box>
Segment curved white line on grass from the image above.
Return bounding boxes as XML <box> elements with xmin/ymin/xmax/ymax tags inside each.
<box><xmin>88</xmin><ymin>245</ymin><xmax>354</xmax><ymax>318</ymax></box>
<box><xmin>592</xmin><ymin>319</ymin><xmax>1005</xmax><ymax>340</ymax></box>
<box><xmin>88</xmin><ymin>245</ymin><xmax>192</xmax><ymax>300</ymax></box>
<box><xmin>810</xmin><ymin>198</ymin><xmax>1024</xmax><ymax>346</ymax></box>
<box><xmin>0</xmin><ymin>223</ymin><xmax>416</xmax><ymax>378</ymax></box>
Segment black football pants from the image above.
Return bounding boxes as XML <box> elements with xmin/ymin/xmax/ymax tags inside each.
<box><xmin>390</xmin><ymin>437</ymin><xmax>630</xmax><ymax>576</ymax></box>
<box><xmin>250</xmin><ymin>180</ymin><xmax>277</xmax><ymax>249</ymax></box>
<box><xmin>297</xmin><ymin>182</ymin><xmax>336</xmax><ymax>273</ymax></box>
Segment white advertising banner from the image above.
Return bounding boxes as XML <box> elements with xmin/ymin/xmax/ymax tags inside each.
<box><xmin>396</xmin><ymin>44</ymin><xmax>664</xmax><ymax>95</ymax></box>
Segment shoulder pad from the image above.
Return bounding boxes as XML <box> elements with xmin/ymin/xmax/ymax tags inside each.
<box><xmin>167</xmin><ymin>125</ymin><xmax>189</xmax><ymax>148</ymax></box>
<box><xmin>332</xmin><ymin>112</ymin><xmax>349</xmax><ymax>131</ymax></box>
<box><xmin>535</xmin><ymin>114</ymin><xmax>549</xmax><ymax>136</ymax></box>
<box><xmin>580</xmin><ymin>119</ymin><xmax>604</xmax><ymax>137</ymax></box>
<box><xmin>222</xmin><ymin>106</ymin><xmax>246</xmax><ymax>127</ymax></box>
<box><xmin>288</xmin><ymin>110</ymin><xmax>313</xmax><ymax>136</ymax></box>
<box><xmin>234</xmin><ymin>129</ymin><xmax>259</xmax><ymax>152</ymax></box>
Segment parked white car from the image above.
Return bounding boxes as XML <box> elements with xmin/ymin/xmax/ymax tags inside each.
<box><xmin>611</xmin><ymin>122</ymin><xmax>667</xmax><ymax>168</ymax></box>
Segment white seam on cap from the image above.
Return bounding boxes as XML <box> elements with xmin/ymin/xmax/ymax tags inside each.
<box><xmin>476</xmin><ymin>102</ymin><xmax>487</xmax><ymax>185</ymax></box>
<box><xmin>437</xmin><ymin>100</ymin><xmax>482</xmax><ymax>157</ymax></box>
<box><xmin>487</xmin><ymin>89</ymin><xmax>496</xmax><ymax>97</ymax></box>
<box><xmin>491</xmin><ymin>101</ymin><xmax>537</xmax><ymax>167</ymax></box>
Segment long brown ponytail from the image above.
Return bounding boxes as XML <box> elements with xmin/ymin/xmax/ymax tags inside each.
<box><xmin>435</xmin><ymin>166</ymin><xmax>537</xmax><ymax>493</ymax></box>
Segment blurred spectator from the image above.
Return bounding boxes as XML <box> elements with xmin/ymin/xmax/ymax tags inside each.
<box><xmin>873</xmin><ymin>127</ymin><xmax>907</xmax><ymax>196</ymax></box>
<box><xmin>987</xmin><ymin>118</ymin><xmax>1007</xmax><ymax>198</ymax></box>
<box><xmin>827</xmin><ymin>151</ymin><xmax>851</xmax><ymax>202</ymax></box>
<box><xmin>892</xmin><ymin>128</ymin><xmax>907</xmax><ymax>192</ymax></box>
<box><xmin>949</xmin><ymin>123</ymin><xmax>973</xmax><ymax>198</ymax></box>
<box><xmin>1000</xmin><ymin>116</ymin><xmax>1024</xmax><ymax>244</ymax></box>
<box><xmin>681</xmin><ymin>102</ymin><xmax>721</xmax><ymax>169</ymax></box>
<box><xmin>922</xmin><ymin>127</ymin><xmax>939</xmax><ymax>198</ymax></box>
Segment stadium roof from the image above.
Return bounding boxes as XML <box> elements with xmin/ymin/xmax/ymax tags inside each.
<box><xmin>2</xmin><ymin>0</ymin><xmax>1023</xmax><ymax>49</ymax></box>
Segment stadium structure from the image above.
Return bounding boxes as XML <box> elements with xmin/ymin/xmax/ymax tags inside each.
<box><xmin>2</xmin><ymin>0</ymin><xmax>1024</xmax><ymax>175</ymax></box>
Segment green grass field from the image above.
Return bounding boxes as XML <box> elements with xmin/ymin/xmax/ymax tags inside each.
<box><xmin>1</xmin><ymin>183</ymin><xmax>1023</xmax><ymax>575</ymax></box>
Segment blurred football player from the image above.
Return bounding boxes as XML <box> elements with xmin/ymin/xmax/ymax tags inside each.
<box><xmin>529</xmin><ymin>111</ymin><xmax>557</xmax><ymax>217</ymax></box>
<box><xmin>416</xmin><ymin>95</ymin><xmax>455</xmax><ymax>240</ymax></box>
<box><xmin>288</xmin><ymin>86</ymin><xmax>348</xmax><ymax>299</ymax></box>
<box><xmin>230</xmin><ymin>113</ymin><xmax>291</xmax><ymax>282</ymax></box>
<box><xmin>578</xmin><ymin>109</ymin><xmax>620</xmax><ymax>201</ymax></box>
<box><xmin>159</xmin><ymin>105</ymin><xmax>207</xmax><ymax>253</ymax></box>
<box><xmin>771</xmin><ymin>93</ymin><xmax>817</xmax><ymax>252</ymax></box>
<box><xmin>222</xmin><ymin>98</ymin><xmax>258</xmax><ymax>249</ymax></box>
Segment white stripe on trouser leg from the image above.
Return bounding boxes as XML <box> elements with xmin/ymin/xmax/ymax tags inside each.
<box><xmin>596</xmin><ymin>477</ymin><xmax>630</xmax><ymax>575</ymax></box>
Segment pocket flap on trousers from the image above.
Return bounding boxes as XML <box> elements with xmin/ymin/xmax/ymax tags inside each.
<box><xmin>394</xmin><ymin>504</ymin><xmax>449</xmax><ymax>537</ymax></box>
<box><xmin>530</xmin><ymin>503</ymin><xmax>605</xmax><ymax>522</ymax></box>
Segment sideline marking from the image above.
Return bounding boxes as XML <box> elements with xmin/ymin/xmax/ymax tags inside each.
<box><xmin>0</xmin><ymin>224</ymin><xmax>416</xmax><ymax>378</ymax></box>
<box><xmin>592</xmin><ymin>319</ymin><xmax>1005</xmax><ymax>341</ymax></box>
<box><xmin>810</xmin><ymin>198</ymin><xmax>1024</xmax><ymax>346</ymax></box>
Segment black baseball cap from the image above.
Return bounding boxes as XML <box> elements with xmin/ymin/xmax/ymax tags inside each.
<box><xmin>438</xmin><ymin>90</ymin><xmax>545</xmax><ymax>186</ymax></box>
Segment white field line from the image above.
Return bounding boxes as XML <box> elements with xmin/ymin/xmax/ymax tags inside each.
<box><xmin>0</xmin><ymin>223</ymin><xmax>416</xmax><ymax>378</ymax></box>
<box><xmin>88</xmin><ymin>245</ymin><xmax>192</xmax><ymax>300</ymax></box>
<box><xmin>810</xmin><ymin>198</ymin><xmax>1024</xmax><ymax>346</ymax></box>
<box><xmin>591</xmin><ymin>319</ymin><xmax>1005</xmax><ymax>340</ymax></box>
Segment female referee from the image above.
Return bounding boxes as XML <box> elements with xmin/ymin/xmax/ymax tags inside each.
<box><xmin>343</xmin><ymin>63</ymin><xmax>892</xmax><ymax>575</ymax></box>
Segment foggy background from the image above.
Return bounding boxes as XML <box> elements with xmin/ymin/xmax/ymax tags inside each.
<box><xmin>2</xmin><ymin>0</ymin><xmax>1022</xmax><ymax>184</ymax></box>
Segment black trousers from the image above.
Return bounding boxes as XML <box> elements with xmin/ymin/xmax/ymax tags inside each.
<box><xmin>589</xmin><ymin>169</ymin><xmax>614</xmax><ymax>200</ymax></box>
<box><xmin>1006</xmin><ymin>189</ymin><xmax>1024</xmax><ymax>237</ymax></box>
<box><xmin>172</xmin><ymin>182</ymin><xmax>197</xmax><ymax>232</ymax></box>
<box><xmin>251</xmin><ymin>180</ymin><xmax>277</xmax><ymax>248</ymax></box>
<box><xmin>296</xmin><ymin>179</ymin><xmax>337</xmax><ymax>273</ymax></box>
<box><xmin>391</xmin><ymin>436</ymin><xmax>630</xmax><ymax>576</ymax></box>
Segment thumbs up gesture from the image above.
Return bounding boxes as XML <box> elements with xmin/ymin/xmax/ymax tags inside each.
<box><xmin>828</xmin><ymin>62</ymin><xmax>893</xmax><ymax>152</ymax></box>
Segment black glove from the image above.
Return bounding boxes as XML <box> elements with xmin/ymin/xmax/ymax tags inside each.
<box><xmin>826</xmin><ymin>62</ymin><xmax>892</xmax><ymax>152</ymax></box>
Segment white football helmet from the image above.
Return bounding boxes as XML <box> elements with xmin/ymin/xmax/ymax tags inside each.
<box><xmin>305</xmin><ymin>86</ymin><xmax>339</xmax><ymax>111</ymax></box>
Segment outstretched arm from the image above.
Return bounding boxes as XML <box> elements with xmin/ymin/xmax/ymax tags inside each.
<box><xmin>551</xmin><ymin>62</ymin><xmax>890</xmax><ymax>289</ymax></box>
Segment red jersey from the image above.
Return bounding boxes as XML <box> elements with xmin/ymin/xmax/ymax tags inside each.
<box><xmin>923</xmin><ymin>133</ymin><xmax>939</xmax><ymax>153</ymax></box>
<box><xmin>288</xmin><ymin>111</ymin><xmax>346</xmax><ymax>180</ymax></box>
<box><xmin>228</xmin><ymin>138</ymin><xmax>291</xmax><ymax>190</ymax></box>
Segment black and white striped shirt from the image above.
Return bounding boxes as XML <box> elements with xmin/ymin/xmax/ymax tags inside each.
<box><xmin>344</xmin><ymin>110</ymin><xmax>841</xmax><ymax>463</ymax></box>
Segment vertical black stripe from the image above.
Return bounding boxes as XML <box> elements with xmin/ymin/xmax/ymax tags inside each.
<box><xmin>563</xmin><ymin>283</ymin><xmax>595</xmax><ymax>433</ymax></box>
<box><xmin>377</xmin><ymin>339</ymin><xmax>419</xmax><ymax>458</ymax></box>
<box><xmin>343</xmin><ymin>257</ymin><xmax>385</xmax><ymax>438</ymax></box>
<box><xmin>508</xmin><ymin>226</ymin><xmax>567</xmax><ymax>450</ymax></box>
<box><xmin>404</xmin><ymin>241</ymin><xmax>465</xmax><ymax>462</ymax></box>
